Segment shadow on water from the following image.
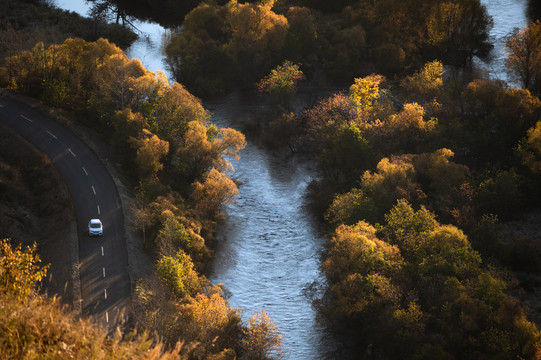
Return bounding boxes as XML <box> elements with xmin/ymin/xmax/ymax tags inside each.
<box><xmin>527</xmin><ymin>0</ymin><xmax>541</xmax><ymax>20</ymax></box>
<box><xmin>205</xmin><ymin>91</ymin><xmax>339</xmax><ymax>359</ymax></box>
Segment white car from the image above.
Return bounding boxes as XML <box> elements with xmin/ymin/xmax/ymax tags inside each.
<box><xmin>88</xmin><ymin>219</ymin><xmax>103</xmax><ymax>236</ymax></box>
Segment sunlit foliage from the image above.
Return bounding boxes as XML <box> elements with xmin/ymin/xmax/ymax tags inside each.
<box><xmin>191</xmin><ymin>169</ymin><xmax>239</xmax><ymax>221</ymax></box>
<box><xmin>520</xmin><ymin>121</ymin><xmax>541</xmax><ymax>174</ymax></box>
<box><xmin>165</xmin><ymin>0</ymin><xmax>289</xmax><ymax>95</ymax></box>
<box><xmin>326</xmin><ymin>149</ymin><xmax>470</xmax><ymax>225</ymax></box>
<box><xmin>1</xmin><ymin>38</ymin><xmax>259</xmax><ymax>359</ymax></box>
<box><xmin>0</xmin><ymin>238</ymin><xmax>47</xmax><ymax>299</ymax></box>
<box><xmin>349</xmin><ymin>74</ymin><xmax>384</xmax><ymax>111</ymax></box>
<box><xmin>320</xmin><ymin>201</ymin><xmax>541</xmax><ymax>359</ymax></box>
<box><xmin>242</xmin><ymin>311</ymin><xmax>283</xmax><ymax>360</ymax></box>
<box><xmin>257</xmin><ymin>60</ymin><xmax>304</xmax><ymax>109</ymax></box>
<box><xmin>156</xmin><ymin>250</ymin><xmax>200</xmax><ymax>299</ymax></box>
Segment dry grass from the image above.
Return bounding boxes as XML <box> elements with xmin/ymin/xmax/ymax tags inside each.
<box><xmin>0</xmin><ymin>291</ymin><xmax>183</xmax><ymax>360</ymax></box>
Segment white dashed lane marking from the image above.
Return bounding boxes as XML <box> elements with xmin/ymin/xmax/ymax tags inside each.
<box><xmin>101</xmin><ymin>246</ymin><xmax>104</xmax><ymax>256</ymax></box>
<box><xmin>92</xmin><ymin>185</ymin><xmax>96</xmax><ymax>195</ymax></box>
<box><xmin>104</xmin><ymin>289</ymin><xmax>107</xmax><ymax>300</ymax></box>
<box><xmin>97</xmin><ymin>205</ymin><xmax>101</xmax><ymax>215</ymax></box>
<box><xmin>21</xmin><ymin>115</ymin><xmax>32</xmax><ymax>123</ymax></box>
<box><xmin>68</xmin><ymin>148</ymin><xmax>76</xmax><ymax>157</ymax></box>
<box><xmin>82</xmin><ymin>167</ymin><xmax>88</xmax><ymax>176</ymax></box>
<box><xmin>106</xmin><ymin>311</ymin><xmax>109</xmax><ymax>323</ymax></box>
<box><xmin>46</xmin><ymin>130</ymin><xmax>57</xmax><ymax>139</ymax></box>
<box><xmin>102</xmin><ymin>267</ymin><xmax>106</xmax><ymax>278</ymax></box>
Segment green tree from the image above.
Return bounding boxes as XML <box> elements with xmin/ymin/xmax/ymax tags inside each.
<box><xmin>257</xmin><ymin>60</ymin><xmax>304</xmax><ymax>109</ymax></box>
<box><xmin>156</xmin><ymin>216</ymin><xmax>193</xmax><ymax>255</ymax></box>
<box><xmin>156</xmin><ymin>250</ymin><xmax>200</xmax><ymax>299</ymax></box>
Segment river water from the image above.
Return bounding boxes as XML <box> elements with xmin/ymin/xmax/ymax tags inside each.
<box><xmin>55</xmin><ymin>0</ymin><xmax>528</xmax><ymax>358</ymax></box>
<box><xmin>206</xmin><ymin>92</ymin><xmax>334</xmax><ymax>359</ymax></box>
<box><xmin>476</xmin><ymin>0</ymin><xmax>528</xmax><ymax>84</ymax></box>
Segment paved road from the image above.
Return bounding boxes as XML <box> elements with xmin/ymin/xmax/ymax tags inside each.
<box><xmin>0</xmin><ymin>90</ymin><xmax>130</xmax><ymax>333</ymax></box>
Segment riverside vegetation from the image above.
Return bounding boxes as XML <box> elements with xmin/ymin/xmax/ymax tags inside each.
<box><xmin>0</xmin><ymin>33</ymin><xmax>279</xmax><ymax>360</ymax></box>
<box><xmin>2</xmin><ymin>0</ymin><xmax>541</xmax><ymax>359</ymax></box>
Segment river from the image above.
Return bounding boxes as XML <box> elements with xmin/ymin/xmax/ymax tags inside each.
<box><xmin>475</xmin><ymin>0</ymin><xmax>529</xmax><ymax>85</ymax></box>
<box><xmin>55</xmin><ymin>0</ymin><xmax>528</xmax><ymax>359</ymax></box>
<box><xmin>206</xmin><ymin>92</ymin><xmax>335</xmax><ymax>359</ymax></box>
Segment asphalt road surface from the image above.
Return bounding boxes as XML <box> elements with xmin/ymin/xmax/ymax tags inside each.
<box><xmin>0</xmin><ymin>90</ymin><xmax>130</xmax><ymax>333</ymax></box>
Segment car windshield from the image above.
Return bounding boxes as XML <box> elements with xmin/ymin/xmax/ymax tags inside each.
<box><xmin>90</xmin><ymin>223</ymin><xmax>101</xmax><ymax>228</ymax></box>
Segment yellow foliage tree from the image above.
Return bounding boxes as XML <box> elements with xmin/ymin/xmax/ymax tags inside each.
<box><xmin>135</xmin><ymin>129</ymin><xmax>170</xmax><ymax>180</ymax></box>
<box><xmin>349</xmin><ymin>74</ymin><xmax>385</xmax><ymax>111</ymax></box>
<box><xmin>505</xmin><ymin>20</ymin><xmax>541</xmax><ymax>90</ymax></box>
<box><xmin>520</xmin><ymin>121</ymin><xmax>541</xmax><ymax>174</ymax></box>
<box><xmin>241</xmin><ymin>311</ymin><xmax>282</xmax><ymax>360</ymax></box>
<box><xmin>191</xmin><ymin>169</ymin><xmax>239</xmax><ymax>220</ymax></box>
<box><xmin>0</xmin><ymin>238</ymin><xmax>48</xmax><ymax>299</ymax></box>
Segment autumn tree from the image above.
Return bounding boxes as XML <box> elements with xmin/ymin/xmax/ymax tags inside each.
<box><xmin>458</xmin><ymin>78</ymin><xmax>541</xmax><ymax>168</ymax></box>
<box><xmin>165</xmin><ymin>0</ymin><xmax>289</xmax><ymax>95</ymax></box>
<box><xmin>0</xmin><ymin>238</ymin><xmax>48</xmax><ymax>299</ymax></box>
<box><xmin>132</xmin><ymin>129</ymin><xmax>169</xmax><ymax>180</ymax></box>
<box><xmin>321</xmin><ymin>200</ymin><xmax>541</xmax><ymax>359</ymax></box>
<box><xmin>282</xmin><ymin>7</ymin><xmax>319</xmax><ymax>65</ymax></box>
<box><xmin>349</xmin><ymin>74</ymin><xmax>384</xmax><ymax>111</ymax></box>
<box><xmin>400</xmin><ymin>60</ymin><xmax>444</xmax><ymax>111</ymax></box>
<box><xmin>426</xmin><ymin>0</ymin><xmax>493</xmax><ymax>66</ymax></box>
<box><xmin>190</xmin><ymin>169</ymin><xmax>239</xmax><ymax>220</ymax></box>
<box><xmin>520</xmin><ymin>121</ymin><xmax>541</xmax><ymax>174</ymax></box>
<box><xmin>257</xmin><ymin>60</ymin><xmax>304</xmax><ymax>109</ymax></box>
<box><xmin>171</xmin><ymin>121</ymin><xmax>245</xmax><ymax>192</ymax></box>
<box><xmin>505</xmin><ymin>20</ymin><xmax>541</xmax><ymax>92</ymax></box>
<box><xmin>304</xmin><ymin>93</ymin><xmax>358</xmax><ymax>149</ymax></box>
<box><xmin>241</xmin><ymin>311</ymin><xmax>283</xmax><ymax>360</ymax></box>
<box><xmin>154</xmin><ymin>83</ymin><xmax>210</xmax><ymax>147</ymax></box>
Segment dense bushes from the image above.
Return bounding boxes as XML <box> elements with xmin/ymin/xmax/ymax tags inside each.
<box><xmin>164</xmin><ymin>0</ymin><xmax>492</xmax><ymax>95</ymax></box>
<box><xmin>262</xmin><ymin>56</ymin><xmax>541</xmax><ymax>358</ymax></box>
<box><xmin>1</xmin><ymin>38</ymin><xmax>282</xmax><ymax>359</ymax></box>
<box><xmin>319</xmin><ymin>202</ymin><xmax>541</xmax><ymax>359</ymax></box>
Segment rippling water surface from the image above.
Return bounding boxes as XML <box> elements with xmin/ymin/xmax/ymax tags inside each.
<box><xmin>206</xmin><ymin>93</ymin><xmax>334</xmax><ymax>359</ymax></box>
<box><xmin>476</xmin><ymin>0</ymin><xmax>528</xmax><ymax>83</ymax></box>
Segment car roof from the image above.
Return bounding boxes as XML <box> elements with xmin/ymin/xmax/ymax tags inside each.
<box><xmin>90</xmin><ymin>219</ymin><xmax>102</xmax><ymax>223</ymax></box>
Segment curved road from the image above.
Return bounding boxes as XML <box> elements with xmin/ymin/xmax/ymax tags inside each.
<box><xmin>0</xmin><ymin>90</ymin><xmax>130</xmax><ymax>333</ymax></box>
